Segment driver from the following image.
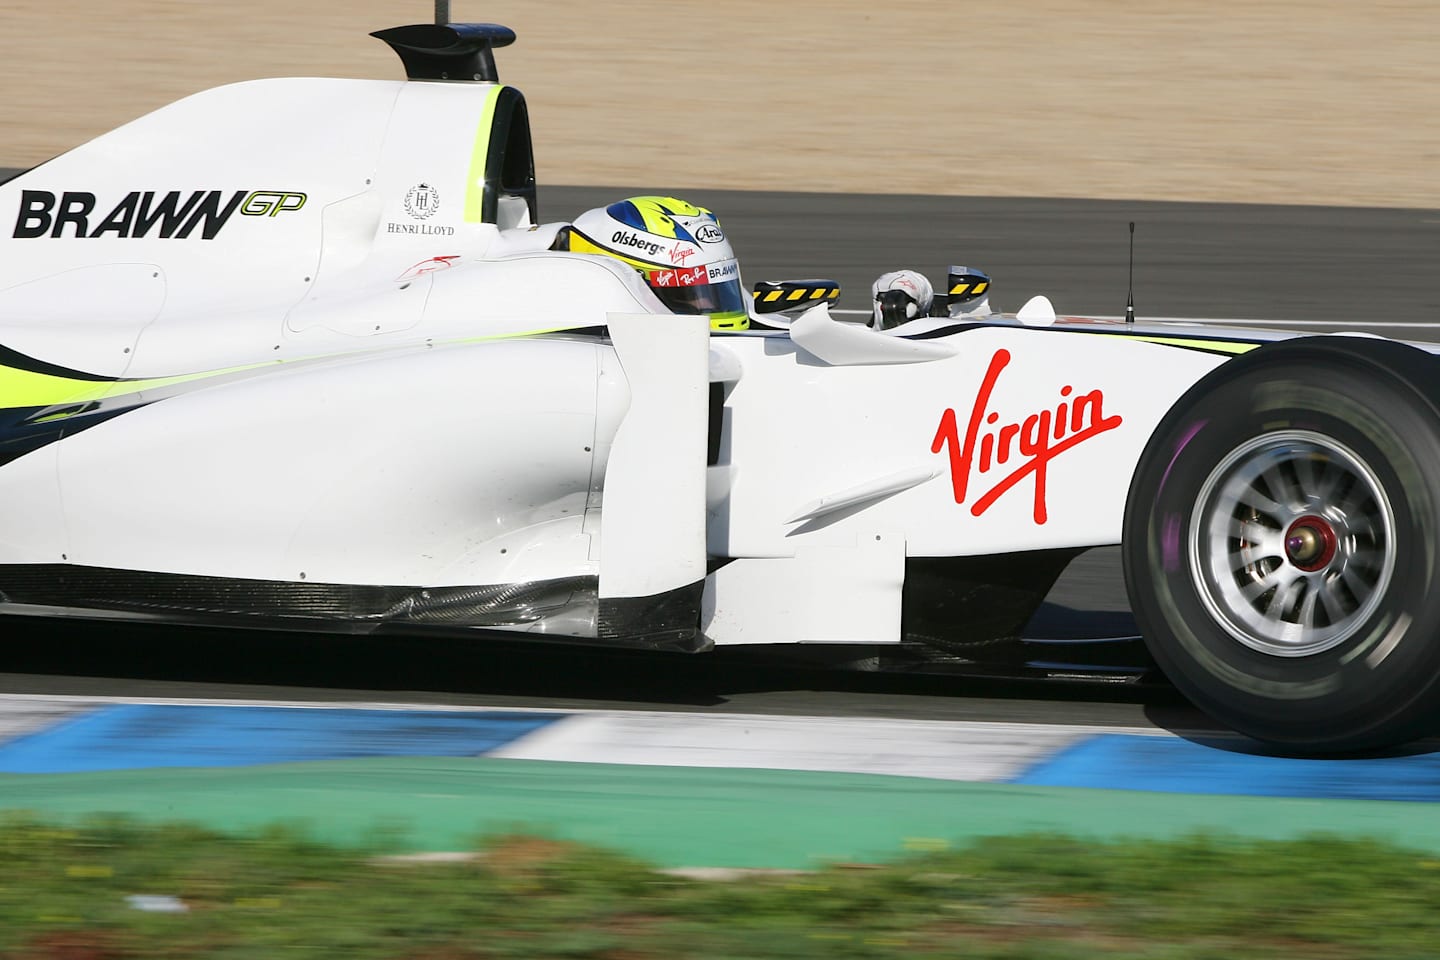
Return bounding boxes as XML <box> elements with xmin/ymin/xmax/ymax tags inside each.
<box><xmin>552</xmin><ymin>196</ymin><xmax>750</xmax><ymax>331</ymax></box>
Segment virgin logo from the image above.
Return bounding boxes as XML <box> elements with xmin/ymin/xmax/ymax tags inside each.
<box><xmin>395</xmin><ymin>255</ymin><xmax>458</xmax><ymax>282</ymax></box>
<box><xmin>930</xmin><ymin>349</ymin><xmax>1122</xmax><ymax>524</ymax></box>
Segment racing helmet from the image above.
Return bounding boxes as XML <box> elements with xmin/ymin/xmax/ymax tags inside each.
<box><xmin>871</xmin><ymin>269</ymin><xmax>935</xmax><ymax>330</ymax></box>
<box><xmin>556</xmin><ymin>196</ymin><xmax>749</xmax><ymax>330</ymax></box>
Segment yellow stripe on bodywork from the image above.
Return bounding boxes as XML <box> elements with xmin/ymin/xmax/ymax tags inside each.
<box><xmin>464</xmin><ymin>85</ymin><xmax>505</xmax><ymax>223</ymax></box>
<box><xmin>0</xmin><ymin>319</ymin><xmax>606</xmax><ymax>416</ymax></box>
<box><xmin>0</xmin><ymin>368</ymin><xmax>115</xmax><ymax>409</ymax></box>
<box><xmin>1125</xmin><ymin>335</ymin><xmax>1259</xmax><ymax>356</ymax></box>
<box><xmin>453</xmin><ymin>323</ymin><xmax>598</xmax><ymax>345</ymax></box>
<box><xmin>0</xmin><ymin>360</ymin><xmax>283</xmax><ymax>412</ymax></box>
<box><xmin>0</xmin><ymin>326</ymin><xmax>1260</xmax><ymax>416</ymax></box>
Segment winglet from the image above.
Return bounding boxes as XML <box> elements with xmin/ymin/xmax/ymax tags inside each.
<box><xmin>371</xmin><ymin>23</ymin><xmax>517</xmax><ymax>82</ymax></box>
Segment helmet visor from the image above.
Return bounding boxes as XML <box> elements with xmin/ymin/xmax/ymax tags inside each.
<box><xmin>646</xmin><ymin>261</ymin><xmax>749</xmax><ymax>330</ymax></box>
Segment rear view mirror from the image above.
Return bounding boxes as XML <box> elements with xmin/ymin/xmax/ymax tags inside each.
<box><xmin>751</xmin><ymin>279</ymin><xmax>841</xmax><ymax>314</ymax></box>
<box><xmin>945</xmin><ymin>266</ymin><xmax>993</xmax><ymax>317</ymax></box>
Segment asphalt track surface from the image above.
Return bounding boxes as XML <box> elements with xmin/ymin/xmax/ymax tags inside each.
<box><xmin>1</xmin><ymin>180</ymin><xmax>1436</xmax><ymax>737</ymax></box>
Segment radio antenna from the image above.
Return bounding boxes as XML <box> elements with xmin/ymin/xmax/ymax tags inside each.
<box><xmin>1125</xmin><ymin>221</ymin><xmax>1135</xmax><ymax>325</ymax></box>
<box><xmin>435</xmin><ymin>1</ymin><xmax>450</xmax><ymax>24</ymax></box>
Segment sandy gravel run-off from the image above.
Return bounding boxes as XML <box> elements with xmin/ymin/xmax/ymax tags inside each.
<box><xmin>0</xmin><ymin>1</ymin><xmax>1436</xmax><ymax>209</ymax></box>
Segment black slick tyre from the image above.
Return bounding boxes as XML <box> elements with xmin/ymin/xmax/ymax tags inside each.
<box><xmin>1122</xmin><ymin>337</ymin><xmax>1440</xmax><ymax>753</ymax></box>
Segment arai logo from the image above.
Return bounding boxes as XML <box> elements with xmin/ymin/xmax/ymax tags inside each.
<box><xmin>404</xmin><ymin>183</ymin><xmax>440</xmax><ymax>220</ymax></box>
<box><xmin>694</xmin><ymin>223</ymin><xmax>725</xmax><ymax>244</ymax></box>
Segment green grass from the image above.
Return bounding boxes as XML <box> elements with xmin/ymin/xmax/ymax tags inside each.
<box><xmin>2</xmin><ymin>812</ymin><xmax>1437</xmax><ymax>958</ymax></box>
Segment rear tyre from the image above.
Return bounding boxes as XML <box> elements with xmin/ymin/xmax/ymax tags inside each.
<box><xmin>1123</xmin><ymin>338</ymin><xmax>1440</xmax><ymax>753</ymax></box>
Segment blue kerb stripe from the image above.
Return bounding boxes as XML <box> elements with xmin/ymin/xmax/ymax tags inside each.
<box><xmin>0</xmin><ymin>705</ymin><xmax>564</xmax><ymax>774</ymax></box>
<box><xmin>1013</xmin><ymin>733</ymin><xmax>1440</xmax><ymax>802</ymax></box>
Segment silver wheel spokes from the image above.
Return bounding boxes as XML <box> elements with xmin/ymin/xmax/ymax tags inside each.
<box><xmin>1190</xmin><ymin>431</ymin><xmax>1395</xmax><ymax>657</ymax></box>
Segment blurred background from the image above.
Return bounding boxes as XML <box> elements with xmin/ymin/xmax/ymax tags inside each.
<box><xmin>2</xmin><ymin>0</ymin><xmax>1436</xmax><ymax>208</ymax></box>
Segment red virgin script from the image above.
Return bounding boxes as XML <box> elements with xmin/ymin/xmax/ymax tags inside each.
<box><xmin>930</xmin><ymin>348</ymin><xmax>1122</xmax><ymax>524</ymax></box>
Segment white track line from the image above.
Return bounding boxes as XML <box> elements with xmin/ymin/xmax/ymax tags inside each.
<box><xmin>0</xmin><ymin>693</ymin><xmax>1168</xmax><ymax>731</ymax></box>
<box><xmin>486</xmin><ymin>713</ymin><xmax>1179</xmax><ymax>782</ymax></box>
<box><xmin>0</xmin><ymin>693</ymin><xmax>1186</xmax><ymax>783</ymax></box>
<box><xmin>0</xmin><ymin>701</ymin><xmax>93</xmax><ymax>742</ymax></box>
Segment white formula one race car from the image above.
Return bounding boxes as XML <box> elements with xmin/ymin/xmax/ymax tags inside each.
<box><xmin>3</xmin><ymin>20</ymin><xmax>1440</xmax><ymax>754</ymax></box>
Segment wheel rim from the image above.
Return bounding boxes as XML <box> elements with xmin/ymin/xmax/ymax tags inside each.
<box><xmin>1188</xmin><ymin>429</ymin><xmax>1396</xmax><ymax>658</ymax></box>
